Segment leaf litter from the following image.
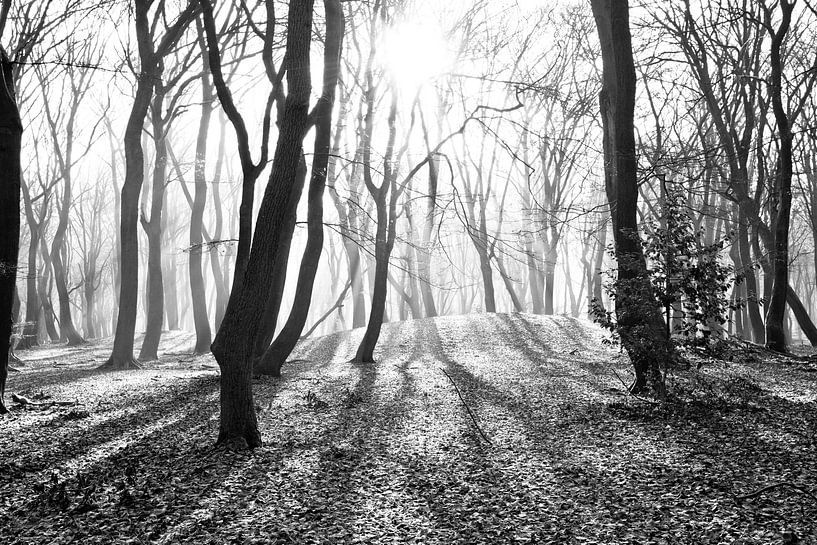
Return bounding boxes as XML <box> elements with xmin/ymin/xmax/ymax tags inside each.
<box><xmin>0</xmin><ymin>316</ymin><xmax>815</xmax><ymax>544</ymax></box>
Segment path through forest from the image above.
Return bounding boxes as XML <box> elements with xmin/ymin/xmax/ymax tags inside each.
<box><xmin>1</xmin><ymin>314</ymin><xmax>816</xmax><ymax>543</ymax></box>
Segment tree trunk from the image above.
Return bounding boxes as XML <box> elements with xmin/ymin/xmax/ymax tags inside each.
<box><xmin>0</xmin><ymin>47</ymin><xmax>21</xmax><ymax>413</ymax></box>
<box><xmin>764</xmin><ymin>1</ymin><xmax>794</xmax><ymax>353</ymax></box>
<box><xmin>591</xmin><ymin>0</ymin><xmax>669</xmax><ymax>396</ymax></box>
<box><xmin>190</xmin><ymin>66</ymin><xmax>214</xmax><ymax>355</ymax></box>
<box><xmin>138</xmin><ymin>88</ymin><xmax>169</xmax><ymax>362</ymax></box>
<box><xmin>210</xmin><ymin>0</ymin><xmax>315</xmax><ymax>448</ymax></box>
<box><xmin>251</xmin><ymin>157</ymin><xmax>307</xmax><ymax>361</ymax></box>
<box><xmin>104</xmin><ymin>3</ymin><xmax>157</xmax><ymax>370</ymax></box>
<box><xmin>543</xmin><ymin>242</ymin><xmax>558</xmax><ymax>315</ymax></box>
<box><xmin>787</xmin><ymin>287</ymin><xmax>817</xmax><ymax>346</ymax></box>
<box><xmin>353</xmin><ymin>202</ymin><xmax>391</xmax><ymax>363</ymax></box>
<box><xmin>37</xmin><ymin>247</ymin><xmax>59</xmax><ymax>342</ymax></box>
<box><xmin>84</xmin><ymin>270</ymin><xmax>96</xmax><ymax>339</ymax></box>
<box><xmin>18</xmin><ymin>183</ymin><xmax>43</xmax><ymax>350</ymax></box>
<box><xmin>210</xmin><ymin>113</ymin><xmax>229</xmax><ymax>330</ymax></box>
<box><xmin>256</xmin><ymin>2</ymin><xmax>344</xmax><ymax>376</ymax></box>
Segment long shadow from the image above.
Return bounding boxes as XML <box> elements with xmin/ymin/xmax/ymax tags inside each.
<box><xmin>3</xmin><ymin>375</ymin><xmax>220</xmax><ymax>475</ymax></box>
<box><xmin>539</xmin><ymin>390</ymin><xmax>817</xmax><ymax>542</ymax></box>
<box><xmin>260</xmin><ymin>321</ymin><xmax>424</xmax><ymax>541</ymax></box>
<box><xmin>393</xmin><ymin>318</ymin><xmax>567</xmax><ymax>540</ymax></box>
<box><xmin>493</xmin><ymin>313</ymin><xmax>616</xmax><ymax>393</ymax></box>
<box><xmin>0</xmin><ymin>395</ymin><xmax>244</xmax><ymax>543</ymax></box>
<box><xmin>8</xmin><ymin>366</ymin><xmax>110</xmax><ymax>393</ymax></box>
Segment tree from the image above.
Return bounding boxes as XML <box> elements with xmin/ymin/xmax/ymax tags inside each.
<box><xmin>36</xmin><ymin>40</ymin><xmax>102</xmax><ymax>347</ymax></box>
<box><xmin>103</xmin><ymin>0</ymin><xmax>198</xmax><ymax>370</ymax></box>
<box><xmin>0</xmin><ymin>45</ymin><xmax>21</xmax><ymax>414</ymax></box>
<box><xmin>188</xmin><ymin>24</ymin><xmax>214</xmax><ymax>355</ymax></box>
<box><xmin>255</xmin><ymin>0</ymin><xmax>344</xmax><ymax>377</ymax></box>
<box><xmin>590</xmin><ymin>0</ymin><xmax>670</xmax><ymax>395</ymax></box>
<box><xmin>209</xmin><ymin>0</ymin><xmax>316</xmax><ymax>448</ymax></box>
<box><xmin>764</xmin><ymin>0</ymin><xmax>796</xmax><ymax>352</ymax></box>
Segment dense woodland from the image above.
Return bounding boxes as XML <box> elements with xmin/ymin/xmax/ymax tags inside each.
<box><xmin>0</xmin><ymin>0</ymin><xmax>816</xmax><ymax>542</ymax></box>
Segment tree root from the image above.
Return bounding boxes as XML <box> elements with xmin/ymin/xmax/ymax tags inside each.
<box><xmin>735</xmin><ymin>481</ymin><xmax>817</xmax><ymax>504</ymax></box>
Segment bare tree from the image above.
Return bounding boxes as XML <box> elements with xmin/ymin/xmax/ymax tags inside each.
<box><xmin>209</xmin><ymin>0</ymin><xmax>316</xmax><ymax>448</ymax></box>
<box><xmin>103</xmin><ymin>0</ymin><xmax>198</xmax><ymax>369</ymax></box>
<box><xmin>590</xmin><ymin>0</ymin><xmax>670</xmax><ymax>395</ymax></box>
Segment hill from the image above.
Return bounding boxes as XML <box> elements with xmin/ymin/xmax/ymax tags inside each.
<box><xmin>1</xmin><ymin>313</ymin><xmax>815</xmax><ymax>544</ymax></box>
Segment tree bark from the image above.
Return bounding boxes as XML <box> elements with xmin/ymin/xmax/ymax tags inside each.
<box><xmin>256</xmin><ymin>0</ymin><xmax>343</xmax><ymax>377</ymax></box>
<box><xmin>18</xmin><ymin>180</ymin><xmax>46</xmax><ymax>349</ymax></box>
<box><xmin>591</xmin><ymin>0</ymin><xmax>669</xmax><ymax>396</ymax></box>
<box><xmin>764</xmin><ymin>0</ymin><xmax>794</xmax><ymax>353</ymax></box>
<box><xmin>190</xmin><ymin>49</ymin><xmax>214</xmax><ymax>355</ymax></box>
<box><xmin>251</xmin><ymin>157</ymin><xmax>307</xmax><ymax>361</ymax></box>
<box><xmin>0</xmin><ymin>47</ymin><xmax>21</xmax><ymax>413</ymax></box>
<box><xmin>138</xmin><ymin>87</ymin><xmax>169</xmax><ymax>362</ymax></box>
<box><xmin>210</xmin><ymin>0</ymin><xmax>315</xmax><ymax>448</ymax></box>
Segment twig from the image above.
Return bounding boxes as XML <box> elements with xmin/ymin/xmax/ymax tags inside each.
<box><xmin>735</xmin><ymin>481</ymin><xmax>817</xmax><ymax>503</ymax></box>
<box><xmin>609</xmin><ymin>366</ymin><xmax>659</xmax><ymax>405</ymax></box>
<box><xmin>300</xmin><ymin>278</ymin><xmax>353</xmax><ymax>340</ymax></box>
<box><xmin>440</xmin><ymin>368</ymin><xmax>492</xmax><ymax>446</ymax></box>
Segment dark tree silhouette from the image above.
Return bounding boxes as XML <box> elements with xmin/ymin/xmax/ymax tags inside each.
<box><xmin>590</xmin><ymin>0</ymin><xmax>670</xmax><ymax>395</ymax></box>
<box><xmin>255</xmin><ymin>0</ymin><xmax>344</xmax><ymax>377</ymax></box>
<box><xmin>103</xmin><ymin>0</ymin><xmax>198</xmax><ymax>370</ymax></box>
<box><xmin>0</xmin><ymin>46</ymin><xmax>21</xmax><ymax>414</ymax></box>
<box><xmin>210</xmin><ymin>0</ymin><xmax>315</xmax><ymax>448</ymax></box>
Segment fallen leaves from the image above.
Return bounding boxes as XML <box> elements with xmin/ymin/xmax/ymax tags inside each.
<box><xmin>0</xmin><ymin>318</ymin><xmax>815</xmax><ymax>544</ymax></box>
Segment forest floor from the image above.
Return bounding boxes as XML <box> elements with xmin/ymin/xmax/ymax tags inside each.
<box><xmin>1</xmin><ymin>313</ymin><xmax>816</xmax><ymax>544</ymax></box>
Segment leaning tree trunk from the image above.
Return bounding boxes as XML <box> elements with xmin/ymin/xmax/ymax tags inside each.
<box><xmin>251</xmin><ymin>157</ymin><xmax>307</xmax><ymax>361</ymax></box>
<box><xmin>210</xmin><ymin>0</ymin><xmax>315</xmax><ymax>449</ymax></box>
<box><xmin>0</xmin><ymin>47</ymin><xmax>22</xmax><ymax>413</ymax></box>
<box><xmin>256</xmin><ymin>0</ymin><xmax>343</xmax><ymax>377</ymax></box>
<box><xmin>591</xmin><ymin>0</ymin><xmax>669</xmax><ymax>396</ymax></box>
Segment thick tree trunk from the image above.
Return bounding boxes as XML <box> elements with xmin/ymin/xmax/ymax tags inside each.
<box><xmin>478</xmin><ymin>248</ymin><xmax>496</xmax><ymax>313</ymax></box>
<box><xmin>163</xmin><ymin>252</ymin><xmax>179</xmax><ymax>330</ymax></box>
<box><xmin>210</xmin><ymin>0</ymin><xmax>315</xmax><ymax>448</ymax></box>
<box><xmin>736</xmin><ymin>209</ymin><xmax>765</xmax><ymax>343</ymax></box>
<box><xmin>543</xmin><ymin>242</ymin><xmax>558</xmax><ymax>315</ymax></box>
<box><xmin>256</xmin><ymin>3</ymin><xmax>343</xmax><ymax>376</ymax></box>
<box><xmin>0</xmin><ymin>48</ymin><xmax>21</xmax><ymax>413</ymax></box>
<box><xmin>591</xmin><ymin>0</ymin><xmax>669</xmax><ymax>396</ymax></box>
<box><xmin>251</xmin><ymin>157</ymin><xmax>307</xmax><ymax>361</ymax></box>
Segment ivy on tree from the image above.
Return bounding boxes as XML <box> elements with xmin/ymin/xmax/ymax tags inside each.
<box><xmin>593</xmin><ymin>181</ymin><xmax>740</xmax><ymax>357</ymax></box>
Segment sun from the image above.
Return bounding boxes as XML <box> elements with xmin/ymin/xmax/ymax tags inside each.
<box><xmin>379</xmin><ymin>21</ymin><xmax>454</xmax><ymax>90</ymax></box>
